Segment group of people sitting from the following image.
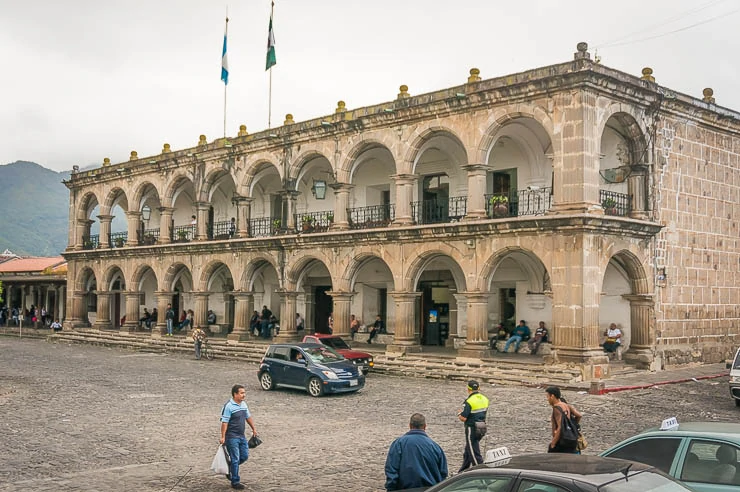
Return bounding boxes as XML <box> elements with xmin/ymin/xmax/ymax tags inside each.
<box><xmin>489</xmin><ymin>320</ymin><xmax>549</xmax><ymax>355</ymax></box>
<box><xmin>489</xmin><ymin>320</ymin><xmax>624</xmax><ymax>357</ymax></box>
<box><xmin>250</xmin><ymin>305</ymin><xmax>279</xmax><ymax>339</ymax></box>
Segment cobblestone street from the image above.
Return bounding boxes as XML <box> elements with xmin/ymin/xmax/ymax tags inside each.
<box><xmin>1</xmin><ymin>337</ymin><xmax>737</xmax><ymax>492</ymax></box>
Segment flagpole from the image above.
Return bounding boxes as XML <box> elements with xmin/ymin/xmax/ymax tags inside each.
<box><xmin>223</xmin><ymin>10</ymin><xmax>229</xmax><ymax>138</ymax></box>
<box><xmin>267</xmin><ymin>1</ymin><xmax>275</xmax><ymax>129</ymax></box>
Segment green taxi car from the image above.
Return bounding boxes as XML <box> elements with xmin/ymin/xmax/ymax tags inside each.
<box><xmin>601</xmin><ymin>419</ymin><xmax>740</xmax><ymax>491</ymax></box>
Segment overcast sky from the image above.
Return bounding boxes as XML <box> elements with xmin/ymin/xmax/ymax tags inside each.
<box><xmin>2</xmin><ymin>0</ymin><xmax>739</xmax><ymax>172</ymax></box>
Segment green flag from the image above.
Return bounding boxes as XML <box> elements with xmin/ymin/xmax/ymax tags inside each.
<box><xmin>265</xmin><ymin>7</ymin><xmax>276</xmax><ymax>70</ymax></box>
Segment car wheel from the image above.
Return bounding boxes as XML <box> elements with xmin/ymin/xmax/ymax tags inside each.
<box><xmin>259</xmin><ymin>372</ymin><xmax>274</xmax><ymax>391</ymax></box>
<box><xmin>735</xmin><ymin>399</ymin><xmax>740</xmax><ymax>407</ymax></box>
<box><xmin>306</xmin><ymin>377</ymin><xmax>323</xmax><ymax>397</ymax></box>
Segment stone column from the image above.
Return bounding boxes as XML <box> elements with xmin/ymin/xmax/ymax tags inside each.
<box><xmin>327</xmin><ymin>291</ymin><xmax>353</xmax><ymax>338</ymax></box>
<box><xmin>329</xmin><ymin>183</ymin><xmax>353</xmax><ymax>231</ymax></box>
<box><xmin>122</xmin><ymin>292</ymin><xmax>141</xmax><ymax>332</ymax></box>
<box><xmin>458</xmin><ymin>292</ymin><xmax>492</xmax><ymax>358</ymax></box>
<box><xmin>74</xmin><ymin>219</ymin><xmax>94</xmax><ymax>250</ymax></box>
<box><xmin>59</xmin><ymin>286</ymin><xmax>66</xmax><ymax>323</ymax></box>
<box><xmin>628</xmin><ymin>165</ymin><xmax>649</xmax><ymax>220</ymax></box>
<box><xmin>276</xmin><ymin>291</ymin><xmax>301</xmax><ymax>342</ymax></box>
<box><xmin>463</xmin><ymin>164</ymin><xmax>490</xmax><ymax>219</ymax></box>
<box><xmin>283</xmin><ymin>191</ymin><xmax>299</xmax><ymax>230</ymax></box>
<box><xmin>20</xmin><ymin>285</ymin><xmax>27</xmax><ymax>314</ymax></box>
<box><xmin>550</xmin><ymin>233</ymin><xmax>608</xmax><ymax>371</ymax></box>
<box><xmin>97</xmin><ymin>214</ymin><xmax>113</xmax><ymax>248</ymax></box>
<box><xmin>386</xmin><ymin>292</ymin><xmax>422</xmax><ymax>354</ymax></box>
<box><xmin>125</xmin><ymin>211</ymin><xmax>142</xmax><ymax>246</ymax></box>
<box><xmin>195</xmin><ymin>202</ymin><xmax>211</xmax><ymax>241</ymax></box>
<box><xmin>550</xmin><ymin>90</ymin><xmax>601</xmax><ymax>214</ymax></box>
<box><xmin>94</xmin><ymin>291</ymin><xmax>112</xmax><ymax>330</ymax></box>
<box><xmin>192</xmin><ymin>292</ymin><xmax>210</xmax><ymax>331</ymax></box>
<box><xmin>158</xmin><ymin>207</ymin><xmax>174</xmax><ymax>244</ymax></box>
<box><xmin>228</xmin><ymin>292</ymin><xmax>254</xmax><ymax>341</ymax></box>
<box><xmin>153</xmin><ymin>291</ymin><xmax>174</xmax><ymax>336</ymax></box>
<box><xmin>622</xmin><ymin>294</ymin><xmax>655</xmax><ymax>368</ymax></box>
<box><xmin>67</xmin><ymin>290</ymin><xmax>87</xmax><ymax>329</ymax></box>
<box><xmin>391</xmin><ymin>174</ymin><xmax>417</xmax><ymax>226</ymax></box>
<box><xmin>67</xmin><ymin>192</ymin><xmax>76</xmax><ymax>250</ymax></box>
<box><xmin>446</xmin><ymin>293</ymin><xmax>464</xmax><ymax>347</ymax></box>
<box><xmin>235</xmin><ymin>198</ymin><xmax>253</xmax><ymax>238</ymax></box>
<box><xmin>304</xmin><ymin>290</ymin><xmax>315</xmax><ymax>333</ymax></box>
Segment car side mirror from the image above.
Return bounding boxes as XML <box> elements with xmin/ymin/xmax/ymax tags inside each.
<box><xmin>727</xmin><ymin>362</ymin><xmax>732</xmax><ymax>369</ymax></box>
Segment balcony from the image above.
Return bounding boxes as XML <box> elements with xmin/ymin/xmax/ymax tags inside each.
<box><xmin>209</xmin><ymin>220</ymin><xmax>234</xmax><ymax>240</ymax></box>
<box><xmin>82</xmin><ymin>234</ymin><xmax>99</xmax><ymax>250</ymax></box>
<box><xmin>138</xmin><ymin>228</ymin><xmax>160</xmax><ymax>245</ymax></box>
<box><xmin>172</xmin><ymin>225</ymin><xmax>195</xmax><ymax>243</ymax></box>
<box><xmin>411</xmin><ymin>196</ymin><xmax>467</xmax><ymax>225</ymax></box>
<box><xmin>485</xmin><ymin>188</ymin><xmax>553</xmax><ymax>218</ymax></box>
<box><xmin>600</xmin><ymin>190</ymin><xmax>631</xmax><ymax>217</ymax></box>
<box><xmin>295</xmin><ymin>210</ymin><xmax>334</xmax><ymax>233</ymax></box>
<box><xmin>109</xmin><ymin>232</ymin><xmax>128</xmax><ymax>248</ymax></box>
<box><xmin>348</xmin><ymin>204</ymin><xmax>394</xmax><ymax>229</ymax></box>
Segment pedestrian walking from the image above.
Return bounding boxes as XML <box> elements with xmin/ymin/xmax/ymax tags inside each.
<box><xmin>545</xmin><ymin>386</ymin><xmax>581</xmax><ymax>454</ymax></box>
<box><xmin>457</xmin><ymin>380</ymin><xmax>489</xmax><ymax>473</ymax></box>
<box><xmin>220</xmin><ymin>384</ymin><xmax>258</xmax><ymax>490</ymax></box>
<box><xmin>384</xmin><ymin>413</ymin><xmax>448</xmax><ymax>491</ymax></box>
<box><xmin>165</xmin><ymin>304</ymin><xmax>175</xmax><ymax>336</ymax></box>
<box><xmin>192</xmin><ymin>325</ymin><xmax>207</xmax><ymax>359</ymax></box>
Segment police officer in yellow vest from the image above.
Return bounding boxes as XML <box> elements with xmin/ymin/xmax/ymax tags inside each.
<box><xmin>457</xmin><ymin>380</ymin><xmax>489</xmax><ymax>472</ymax></box>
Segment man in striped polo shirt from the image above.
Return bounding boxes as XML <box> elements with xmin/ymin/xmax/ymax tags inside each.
<box><xmin>220</xmin><ymin>384</ymin><xmax>258</xmax><ymax>490</ymax></box>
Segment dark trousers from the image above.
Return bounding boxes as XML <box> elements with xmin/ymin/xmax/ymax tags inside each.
<box><xmin>458</xmin><ymin>425</ymin><xmax>483</xmax><ymax>473</ymax></box>
<box><xmin>548</xmin><ymin>441</ymin><xmax>578</xmax><ymax>453</ymax></box>
<box><xmin>367</xmin><ymin>328</ymin><xmax>378</xmax><ymax>343</ymax></box>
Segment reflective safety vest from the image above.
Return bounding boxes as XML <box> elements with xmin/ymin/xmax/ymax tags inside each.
<box><xmin>464</xmin><ymin>392</ymin><xmax>489</xmax><ymax>424</ymax></box>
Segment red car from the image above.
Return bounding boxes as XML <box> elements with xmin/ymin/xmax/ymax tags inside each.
<box><xmin>302</xmin><ymin>334</ymin><xmax>374</xmax><ymax>374</ymax></box>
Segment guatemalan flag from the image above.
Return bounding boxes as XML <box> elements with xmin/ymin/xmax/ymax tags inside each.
<box><xmin>221</xmin><ymin>17</ymin><xmax>229</xmax><ymax>85</ymax></box>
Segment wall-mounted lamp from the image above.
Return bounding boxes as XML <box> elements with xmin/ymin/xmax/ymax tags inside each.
<box><xmin>311</xmin><ymin>179</ymin><xmax>327</xmax><ymax>200</ymax></box>
<box><xmin>320</xmin><ymin>121</ymin><xmax>333</xmax><ymax>128</ymax></box>
<box><xmin>455</xmin><ymin>92</ymin><xmax>466</xmax><ymax>99</ymax></box>
<box><xmin>141</xmin><ymin>204</ymin><xmax>152</xmax><ymax>222</ymax></box>
<box><xmin>656</xmin><ymin>267</ymin><xmax>667</xmax><ymax>282</ymax></box>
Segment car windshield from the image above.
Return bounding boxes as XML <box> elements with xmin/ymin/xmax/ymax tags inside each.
<box><xmin>303</xmin><ymin>345</ymin><xmax>345</xmax><ymax>363</ymax></box>
<box><xmin>321</xmin><ymin>337</ymin><xmax>350</xmax><ymax>350</ymax></box>
<box><xmin>600</xmin><ymin>469</ymin><xmax>692</xmax><ymax>492</ymax></box>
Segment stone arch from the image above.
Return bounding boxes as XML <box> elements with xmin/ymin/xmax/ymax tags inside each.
<box><xmin>404</xmin><ymin>249</ymin><xmax>468</xmax><ymax>293</ymax></box>
<box><xmin>131</xmin><ymin>263</ymin><xmax>158</xmax><ymax>290</ymax></box>
<box><xmin>476</xmin><ymin>109</ymin><xmax>556</xmax><ymax>164</ymax></box>
<box><xmin>74</xmin><ymin>266</ymin><xmax>98</xmax><ymax>292</ymax></box>
<box><xmin>403</xmin><ymin>126</ymin><xmax>469</xmax><ymax>174</ymax></box>
<box><xmin>241</xmin><ymin>254</ymin><xmax>281</xmax><ymax>291</ymax></box>
<box><xmin>163</xmin><ymin>262</ymin><xmax>194</xmax><ymax>291</ymax></box>
<box><xmin>339</xmin><ymin>136</ymin><xmax>399</xmax><ymax>182</ymax></box>
<box><xmin>198</xmin><ymin>260</ymin><xmax>235</xmax><ymax>291</ymax></box>
<box><xmin>602</xmin><ymin>249</ymin><xmax>650</xmax><ymax>296</ymax></box>
<box><xmin>102</xmin><ymin>187</ymin><xmax>129</xmax><ymax>214</ymax></box>
<box><xmin>243</xmin><ymin>159</ymin><xmax>283</xmax><ymax>196</ymax></box>
<box><xmin>286</xmin><ymin>252</ymin><xmax>335</xmax><ymax>288</ymax></box>
<box><xmin>342</xmin><ymin>252</ymin><xmax>398</xmax><ymax>292</ymax></box>
<box><xmin>478</xmin><ymin>247</ymin><xmax>550</xmax><ymax>292</ymax></box>
<box><xmin>131</xmin><ymin>181</ymin><xmax>162</xmax><ymax>212</ymax></box>
<box><xmin>289</xmin><ymin>148</ymin><xmax>333</xmax><ymax>186</ymax></box>
<box><xmin>202</xmin><ymin>166</ymin><xmax>237</xmax><ymax>202</ymax></box>
<box><xmin>102</xmin><ymin>264</ymin><xmax>126</xmax><ymax>289</ymax></box>
<box><xmin>163</xmin><ymin>172</ymin><xmax>195</xmax><ymax>207</ymax></box>
<box><xmin>596</xmin><ymin>105</ymin><xmax>650</xmax><ymax>166</ymax></box>
<box><xmin>76</xmin><ymin>191</ymin><xmax>100</xmax><ymax>221</ymax></box>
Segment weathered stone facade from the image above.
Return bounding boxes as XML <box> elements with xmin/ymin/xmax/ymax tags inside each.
<box><xmin>61</xmin><ymin>43</ymin><xmax>739</xmax><ymax>378</ymax></box>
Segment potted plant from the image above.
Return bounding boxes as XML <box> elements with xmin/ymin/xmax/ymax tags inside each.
<box><xmin>83</xmin><ymin>239</ymin><xmax>93</xmax><ymax>249</ymax></box>
<box><xmin>601</xmin><ymin>197</ymin><xmax>617</xmax><ymax>215</ymax></box>
<box><xmin>272</xmin><ymin>219</ymin><xmax>282</xmax><ymax>231</ymax></box>
<box><xmin>177</xmin><ymin>230</ymin><xmax>188</xmax><ymax>241</ymax></box>
<box><xmin>301</xmin><ymin>215</ymin><xmax>314</xmax><ymax>232</ymax></box>
<box><xmin>144</xmin><ymin>234</ymin><xmax>156</xmax><ymax>245</ymax></box>
<box><xmin>114</xmin><ymin>237</ymin><xmax>125</xmax><ymax>248</ymax></box>
<box><xmin>325</xmin><ymin>213</ymin><xmax>334</xmax><ymax>224</ymax></box>
<box><xmin>489</xmin><ymin>195</ymin><xmax>509</xmax><ymax>217</ymax></box>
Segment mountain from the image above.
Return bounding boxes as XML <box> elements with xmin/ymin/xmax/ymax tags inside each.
<box><xmin>0</xmin><ymin>161</ymin><xmax>71</xmax><ymax>256</ymax></box>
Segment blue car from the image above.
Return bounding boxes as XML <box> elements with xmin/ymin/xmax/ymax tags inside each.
<box><xmin>258</xmin><ymin>343</ymin><xmax>365</xmax><ymax>397</ymax></box>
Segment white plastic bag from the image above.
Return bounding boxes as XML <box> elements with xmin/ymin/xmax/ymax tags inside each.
<box><xmin>210</xmin><ymin>445</ymin><xmax>229</xmax><ymax>475</ymax></box>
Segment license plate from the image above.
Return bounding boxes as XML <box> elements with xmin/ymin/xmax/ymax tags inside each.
<box><xmin>349</xmin><ymin>379</ymin><xmax>358</xmax><ymax>386</ymax></box>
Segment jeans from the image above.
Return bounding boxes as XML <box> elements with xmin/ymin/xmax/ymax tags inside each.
<box><xmin>504</xmin><ymin>335</ymin><xmax>523</xmax><ymax>353</ymax></box>
<box><xmin>194</xmin><ymin>341</ymin><xmax>202</xmax><ymax>359</ymax></box>
<box><xmin>166</xmin><ymin>319</ymin><xmax>173</xmax><ymax>335</ymax></box>
<box><xmin>225</xmin><ymin>437</ymin><xmax>249</xmax><ymax>485</ymax></box>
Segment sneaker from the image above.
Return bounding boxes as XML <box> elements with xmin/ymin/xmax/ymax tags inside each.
<box><xmin>226</xmin><ymin>473</ymin><xmax>231</xmax><ymax>481</ymax></box>
<box><xmin>231</xmin><ymin>484</ymin><xmax>245</xmax><ymax>490</ymax></box>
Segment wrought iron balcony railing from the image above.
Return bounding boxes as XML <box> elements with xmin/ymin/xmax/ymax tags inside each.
<box><xmin>82</xmin><ymin>234</ymin><xmax>99</xmax><ymax>250</ymax></box>
<box><xmin>295</xmin><ymin>210</ymin><xmax>334</xmax><ymax>233</ymax></box>
<box><xmin>211</xmin><ymin>220</ymin><xmax>235</xmax><ymax>239</ymax></box>
<box><xmin>348</xmin><ymin>204</ymin><xmax>395</xmax><ymax>229</ymax></box>
<box><xmin>485</xmin><ymin>187</ymin><xmax>553</xmax><ymax>218</ymax></box>
<box><xmin>138</xmin><ymin>228</ymin><xmax>160</xmax><ymax>245</ymax></box>
<box><xmin>109</xmin><ymin>231</ymin><xmax>128</xmax><ymax>248</ymax></box>
<box><xmin>599</xmin><ymin>189</ymin><xmax>631</xmax><ymax>217</ymax></box>
<box><xmin>411</xmin><ymin>196</ymin><xmax>467</xmax><ymax>225</ymax></box>
<box><xmin>172</xmin><ymin>225</ymin><xmax>195</xmax><ymax>242</ymax></box>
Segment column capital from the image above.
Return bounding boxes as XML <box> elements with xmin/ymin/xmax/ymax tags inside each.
<box><xmin>326</xmin><ymin>290</ymin><xmax>355</xmax><ymax>300</ymax></box>
<box><xmin>390</xmin><ymin>174</ymin><xmax>419</xmax><ymax>185</ymax></box>
<box><xmin>157</xmin><ymin>206</ymin><xmax>175</xmax><ymax>214</ymax></box>
<box><xmin>191</xmin><ymin>291</ymin><xmax>211</xmax><ymax>299</ymax></box>
<box><xmin>621</xmin><ymin>294</ymin><xmax>653</xmax><ymax>305</ymax></box>
<box><xmin>77</xmin><ymin>218</ymin><xmax>95</xmax><ymax>226</ymax></box>
<box><xmin>329</xmin><ymin>182</ymin><xmax>354</xmax><ymax>193</ymax></box>
<box><xmin>232</xmin><ymin>291</ymin><xmax>255</xmax><ymax>301</ymax></box>
<box><xmin>460</xmin><ymin>291</ymin><xmax>491</xmax><ymax>303</ymax></box>
<box><xmin>232</xmin><ymin>196</ymin><xmax>255</xmax><ymax>204</ymax></box>
<box><xmin>195</xmin><ymin>201</ymin><xmax>211</xmax><ymax>210</ymax></box>
<box><xmin>95</xmin><ymin>291</ymin><xmax>114</xmax><ymax>299</ymax></box>
<box><xmin>390</xmin><ymin>291</ymin><xmax>422</xmax><ymax>302</ymax></box>
<box><xmin>461</xmin><ymin>163</ymin><xmax>491</xmax><ymax>174</ymax></box>
<box><xmin>125</xmin><ymin>291</ymin><xmax>142</xmax><ymax>298</ymax></box>
<box><xmin>96</xmin><ymin>214</ymin><xmax>114</xmax><ymax>222</ymax></box>
<box><xmin>277</xmin><ymin>290</ymin><xmax>301</xmax><ymax>299</ymax></box>
<box><xmin>155</xmin><ymin>290</ymin><xmax>176</xmax><ymax>297</ymax></box>
<box><xmin>125</xmin><ymin>210</ymin><xmax>143</xmax><ymax>219</ymax></box>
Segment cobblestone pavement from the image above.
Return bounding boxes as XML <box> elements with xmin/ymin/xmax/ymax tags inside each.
<box><xmin>1</xmin><ymin>337</ymin><xmax>737</xmax><ymax>492</ymax></box>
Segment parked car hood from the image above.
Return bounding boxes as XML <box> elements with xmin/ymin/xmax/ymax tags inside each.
<box><xmin>337</xmin><ymin>348</ymin><xmax>372</xmax><ymax>358</ymax></box>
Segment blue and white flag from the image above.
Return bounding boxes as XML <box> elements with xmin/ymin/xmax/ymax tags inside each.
<box><xmin>221</xmin><ymin>17</ymin><xmax>229</xmax><ymax>85</ymax></box>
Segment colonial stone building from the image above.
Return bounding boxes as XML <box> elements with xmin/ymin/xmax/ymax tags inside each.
<box><xmin>62</xmin><ymin>43</ymin><xmax>739</xmax><ymax>378</ymax></box>
<box><xmin>0</xmin><ymin>255</ymin><xmax>67</xmax><ymax>324</ymax></box>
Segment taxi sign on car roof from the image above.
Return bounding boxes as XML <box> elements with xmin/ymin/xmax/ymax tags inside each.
<box><xmin>659</xmin><ymin>417</ymin><xmax>679</xmax><ymax>430</ymax></box>
<box><xmin>484</xmin><ymin>446</ymin><xmax>512</xmax><ymax>466</ymax></box>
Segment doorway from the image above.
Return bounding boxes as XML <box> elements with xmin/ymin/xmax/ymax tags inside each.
<box><xmin>314</xmin><ymin>286</ymin><xmax>333</xmax><ymax>334</ymax></box>
<box><xmin>419</xmin><ymin>283</ymin><xmax>451</xmax><ymax>346</ymax></box>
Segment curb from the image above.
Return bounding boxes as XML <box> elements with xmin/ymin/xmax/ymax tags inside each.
<box><xmin>599</xmin><ymin>372</ymin><xmax>728</xmax><ymax>394</ymax></box>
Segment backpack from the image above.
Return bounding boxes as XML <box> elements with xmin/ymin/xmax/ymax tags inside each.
<box><xmin>556</xmin><ymin>406</ymin><xmax>579</xmax><ymax>449</ymax></box>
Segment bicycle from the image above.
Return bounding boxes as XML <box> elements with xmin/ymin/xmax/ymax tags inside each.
<box><xmin>202</xmin><ymin>339</ymin><xmax>215</xmax><ymax>360</ymax></box>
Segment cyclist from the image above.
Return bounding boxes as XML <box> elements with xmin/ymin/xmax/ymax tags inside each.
<box><xmin>192</xmin><ymin>325</ymin><xmax>207</xmax><ymax>360</ymax></box>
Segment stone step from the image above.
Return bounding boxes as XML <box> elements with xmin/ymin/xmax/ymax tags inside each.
<box><xmin>50</xmin><ymin>330</ymin><xmax>585</xmax><ymax>386</ymax></box>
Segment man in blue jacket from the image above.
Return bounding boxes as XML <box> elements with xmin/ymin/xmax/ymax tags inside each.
<box><xmin>385</xmin><ymin>413</ymin><xmax>448</xmax><ymax>491</ymax></box>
